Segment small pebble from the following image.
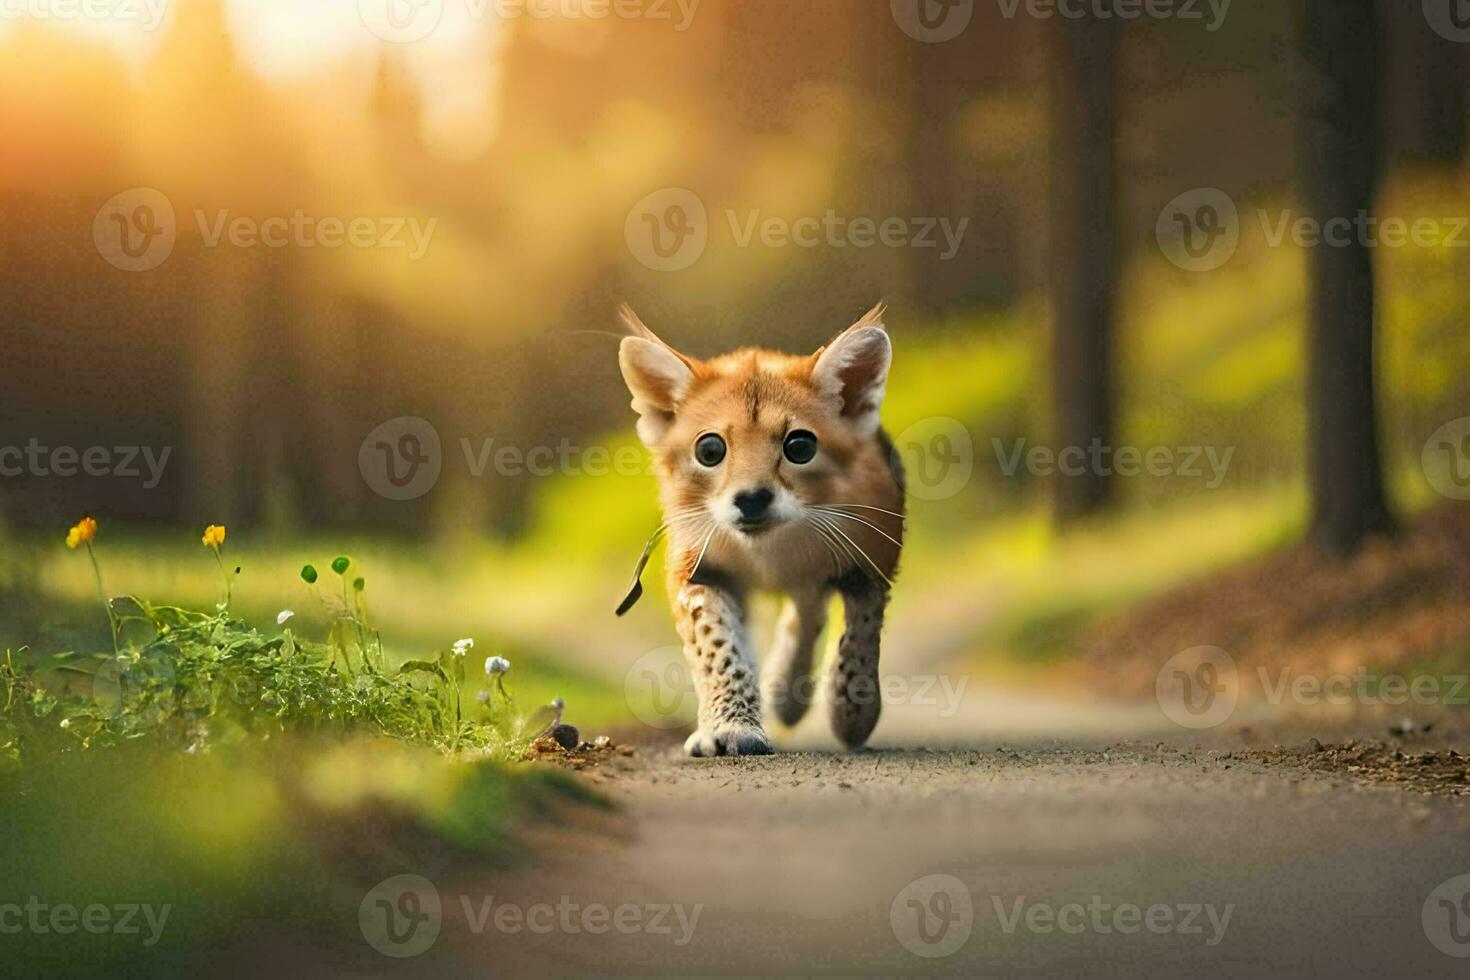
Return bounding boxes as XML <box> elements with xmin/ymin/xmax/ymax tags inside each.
<box><xmin>549</xmin><ymin>723</ymin><xmax>580</xmax><ymax>750</ymax></box>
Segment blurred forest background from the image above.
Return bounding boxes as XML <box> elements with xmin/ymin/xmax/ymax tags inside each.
<box><xmin>2</xmin><ymin>0</ymin><xmax>1470</xmax><ymax>713</ymax></box>
<box><xmin>5</xmin><ymin>6</ymin><xmax>1470</xmax><ymax>970</ymax></box>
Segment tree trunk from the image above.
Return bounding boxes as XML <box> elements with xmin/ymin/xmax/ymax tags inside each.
<box><xmin>1379</xmin><ymin>0</ymin><xmax>1466</xmax><ymax>165</ymax></box>
<box><xmin>1049</xmin><ymin>16</ymin><xmax>1119</xmax><ymax>522</ymax></box>
<box><xmin>1299</xmin><ymin>0</ymin><xmax>1394</xmax><ymax>556</ymax></box>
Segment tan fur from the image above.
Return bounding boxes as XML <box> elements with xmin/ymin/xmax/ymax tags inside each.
<box><xmin>618</xmin><ymin>304</ymin><xmax>905</xmax><ymax>755</ymax></box>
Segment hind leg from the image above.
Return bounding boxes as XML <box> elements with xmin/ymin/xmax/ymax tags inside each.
<box><xmin>761</xmin><ymin>588</ymin><xmax>829</xmax><ymax>728</ymax></box>
<box><xmin>826</xmin><ymin>581</ymin><xmax>888</xmax><ymax>749</ymax></box>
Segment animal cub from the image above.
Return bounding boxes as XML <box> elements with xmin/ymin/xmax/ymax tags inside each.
<box><xmin>617</xmin><ymin>304</ymin><xmax>905</xmax><ymax>756</ymax></box>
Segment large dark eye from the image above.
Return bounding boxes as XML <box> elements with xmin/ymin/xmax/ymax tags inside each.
<box><xmin>783</xmin><ymin>429</ymin><xmax>818</xmax><ymax>465</ymax></box>
<box><xmin>694</xmin><ymin>433</ymin><xmax>727</xmax><ymax>467</ymax></box>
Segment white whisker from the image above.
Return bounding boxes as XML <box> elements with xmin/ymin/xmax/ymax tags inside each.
<box><xmin>809</xmin><ymin>514</ymin><xmax>862</xmax><ymax>575</ymax></box>
<box><xmin>687</xmin><ymin>523</ymin><xmax>718</xmax><ymax>582</ymax></box>
<box><xmin>803</xmin><ymin>517</ymin><xmax>845</xmax><ymax>576</ymax></box>
<box><xmin>822</xmin><ymin>502</ymin><xmax>907</xmax><ymax>521</ymax></box>
<box><xmin>811</xmin><ymin>514</ymin><xmax>893</xmax><ymax>588</ymax></box>
<box><xmin>810</xmin><ymin>507</ymin><xmax>904</xmax><ymax>548</ymax></box>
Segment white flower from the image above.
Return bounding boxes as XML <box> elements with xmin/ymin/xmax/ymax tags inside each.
<box><xmin>276</xmin><ymin>610</ymin><xmax>295</xmax><ymax>625</ymax></box>
<box><xmin>475</xmin><ymin>691</ymin><xmax>490</xmax><ymax>705</ymax></box>
<box><xmin>451</xmin><ymin>637</ymin><xmax>475</xmax><ymax>657</ymax></box>
<box><xmin>484</xmin><ymin>655</ymin><xmax>510</xmax><ymax>675</ymax></box>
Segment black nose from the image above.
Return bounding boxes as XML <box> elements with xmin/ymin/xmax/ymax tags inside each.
<box><xmin>733</xmin><ymin>487</ymin><xmax>774</xmax><ymax>522</ymax></box>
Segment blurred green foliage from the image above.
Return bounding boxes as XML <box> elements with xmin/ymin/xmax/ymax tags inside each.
<box><xmin>0</xmin><ymin>734</ymin><xmax>597</xmax><ymax>976</ymax></box>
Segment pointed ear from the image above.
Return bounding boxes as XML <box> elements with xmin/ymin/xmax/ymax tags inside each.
<box><xmin>812</xmin><ymin>304</ymin><xmax>891</xmax><ymax>435</ymax></box>
<box><xmin>617</xmin><ymin>305</ymin><xmax>695</xmax><ymax>446</ymax></box>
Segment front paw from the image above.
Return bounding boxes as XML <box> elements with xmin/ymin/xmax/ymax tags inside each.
<box><xmin>683</xmin><ymin>724</ymin><xmax>774</xmax><ymax>758</ymax></box>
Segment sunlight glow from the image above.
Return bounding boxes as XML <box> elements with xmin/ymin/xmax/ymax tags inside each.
<box><xmin>1</xmin><ymin>0</ymin><xmax>506</xmax><ymax>153</ymax></box>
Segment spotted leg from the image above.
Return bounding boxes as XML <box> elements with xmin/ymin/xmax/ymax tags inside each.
<box><xmin>826</xmin><ymin>582</ymin><xmax>888</xmax><ymax>749</ymax></box>
<box><xmin>675</xmin><ymin>583</ymin><xmax>773</xmax><ymax>757</ymax></box>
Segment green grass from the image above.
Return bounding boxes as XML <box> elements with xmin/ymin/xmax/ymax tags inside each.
<box><xmin>1</xmin><ymin>530</ymin><xmax>627</xmax><ymax>732</ymax></box>
<box><xmin>0</xmin><ymin>539</ymin><xmax>613</xmax><ymax>976</ymax></box>
<box><xmin>927</xmin><ymin>485</ymin><xmax>1308</xmax><ymax>667</ymax></box>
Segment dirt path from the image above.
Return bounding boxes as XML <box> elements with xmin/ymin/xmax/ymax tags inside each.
<box><xmin>246</xmin><ymin>578</ymin><xmax>1470</xmax><ymax>979</ymax></box>
<box><xmin>298</xmin><ymin>700</ymin><xmax>1470</xmax><ymax>979</ymax></box>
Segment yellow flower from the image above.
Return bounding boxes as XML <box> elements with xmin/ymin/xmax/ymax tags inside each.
<box><xmin>202</xmin><ymin>524</ymin><xmax>226</xmax><ymax>549</ymax></box>
<box><xmin>65</xmin><ymin>517</ymin><xmax>97</xmax><ymax>549</ymax></box>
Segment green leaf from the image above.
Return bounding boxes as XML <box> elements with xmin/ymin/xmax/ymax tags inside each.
<box><xmin>398</xmin><ymin>660</ymin><xmax>448</xmax><ymax>682</ymax></box>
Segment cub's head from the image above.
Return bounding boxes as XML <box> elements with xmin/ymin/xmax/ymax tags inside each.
<box><xmin>617</xmin><ymin>304</ymin><xmax>893</xmax><ymax>540</ymax></box>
